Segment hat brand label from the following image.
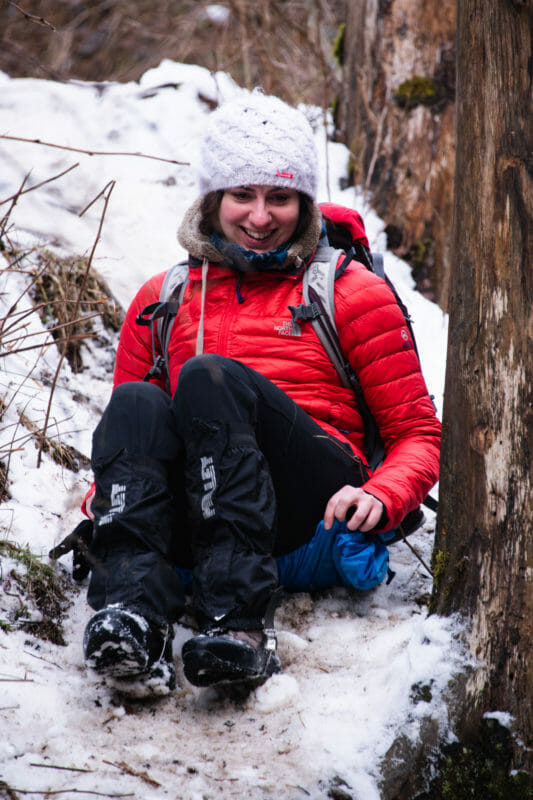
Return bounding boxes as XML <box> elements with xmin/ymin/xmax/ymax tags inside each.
<box><xmin>275</xmin><ymin>171</ymin><xmax>294</xmax><ymax>179</ymax></box>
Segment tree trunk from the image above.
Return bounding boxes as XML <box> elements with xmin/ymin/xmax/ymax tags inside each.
<box><xmin>433</xmin><ymin>0</ymin><xmax>533</xmax><ymax>770</ymax></box>
<box><xmin>339</xmin><ymin>0</ymin><xmax>456</xmax><ymax>305</ymax></box>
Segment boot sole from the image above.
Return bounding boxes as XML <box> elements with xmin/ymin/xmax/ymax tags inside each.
<box><xmin>84</xmin><ymin>608</ymin><xmax>151</xmax><ymax>678</ymax></box>
<box><xmin>105</xmin><ymin>660</ymin><xmax>177</xmax><ymax>698</ymax></box>
<box><xmin>182</xmin><ymin>639</ymin><xmax>280</xmax><ymax>689</ymax></box>
<box><xmin>84</xmin><ymin>607</ymin><xmax>176</xmax><ymax>695</ymax></box>
<box><xmin>85</xmin><ymin>638</ymin><xmax>149</xmax><ymax>678</ymax></box>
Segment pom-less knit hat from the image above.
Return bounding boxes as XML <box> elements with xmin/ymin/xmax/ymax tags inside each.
<box><xmin>197</xmin><ymin>91</ymin><xmax>318</xmax><ymax>200</ymax></box>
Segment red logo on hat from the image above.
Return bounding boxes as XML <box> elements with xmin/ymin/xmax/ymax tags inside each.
<box><xmin>276</xmin><ymin>171</ymin><xmax>294</xmax><ymax>179</ymax></box>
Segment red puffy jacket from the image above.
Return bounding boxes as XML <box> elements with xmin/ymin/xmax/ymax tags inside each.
<box><xmin>112</xmin><ymin>205</ymin><xmax>440</xmax><ymax>530</ymax></box>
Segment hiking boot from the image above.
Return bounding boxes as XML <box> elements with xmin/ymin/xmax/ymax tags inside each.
<box><xmin>83</xmin><ymin>604</ymin><xmax>176</xmax><ymax>696</ymax></box>
<box><xmin>181</xmin><ymin>627</ymin><xmax>281</xmax><ymax>689</ymax></box>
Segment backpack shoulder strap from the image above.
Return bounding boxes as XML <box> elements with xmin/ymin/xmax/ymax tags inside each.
<box><xmin>158</xmin><ymin>260</ymin><xmax>189</xmax><ymax>301</ymax></box>
<box><xmin>301</xmin><ymin>246</ymin><xmax>352</xmax><ymax>390</ymax></box>
<box><xmin>297</xmin><ymin>246</ymin><xmax>385</xmax><ymax>469</ymax></box>
<box><xmin>157</xmin><ymin>261</ymin><xmax>189</xmax><ymax>364</ymax></box>
<box><xmin>299</xmin><ymin>246</ymin><xmax>438</xmax><ymax>512</ymax></box>
<box><xmin>135</xmin><ymin>261</ymin><xmax>189</xmax><ymax>386</ymax></box>
<box><xmin>370</xmin><ymin>252</ymin><xmax>384</xmax><ymax>279</ymax></box>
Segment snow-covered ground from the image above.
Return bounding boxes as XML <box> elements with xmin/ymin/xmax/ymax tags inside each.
<box><xmin>0</xmin><ymin>62</ymin><xmax>462</xmax><ymax>799</ymax></box>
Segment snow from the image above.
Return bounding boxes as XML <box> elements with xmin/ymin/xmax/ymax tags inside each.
<box><xmin>204</xmin><ymin>4</ymin><xmax>231</xmax><ymax>25</ymax></box>
<box><xmin>484</xmin><ymin>711</ymin><xmax>514</xmax><ymax>729</ymax></box>
<box><xmin>0</xmin><ymin>62</ymin><xmax>463</xmax><ymax>798</ymax></box>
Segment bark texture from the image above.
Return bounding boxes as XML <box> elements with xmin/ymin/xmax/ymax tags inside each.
<box><xmin>339</xmin><ymin>0</ymin><xmax>456</xmax><ymax>304</ymax></box>
<box><xmin>433</xmin><ymin>0</ymin><xmax>533</xmax><ymax>769</ymax></box>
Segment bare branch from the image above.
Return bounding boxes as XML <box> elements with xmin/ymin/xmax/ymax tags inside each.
<box><xmin>8</xmin><ymin>789</ymin><xmax>134</xmax><ymax>797</ymax></box>
<box><xmin>1</xmin><ymin>311</ymin><xmax>102</xmax><ymax>350</ymax></box>
<box><xmin>37</xmin><ymin>180</ymin><xmax>115</xmax><ymax>466</ymax></box>
<box><xmin>0</xmin><ymin>297</ymin><xmax>107</xmax><ymax>338</ymax></box>
<box><xmin>103</xmin><ymin>760</ymin><xmax>161</xmax><ymax>788</ymax></box>
<box><xmin>78</xmin><ymin>180</ymin><xmax>116</xmax><ymax>218</ymax></box>
<box><xmin>29</xmin><ymin>763</ymin><xmax>93</xmax><ymax>773</ymax></box>
<box><xmin>0</xmin><ymin>134</ymin><xmax>190</xmax><ymax>166</ymax></box>
<box><xmin>0</xmin><ymin>172</ymin><xmax>30</xmax><ymax>238</ymax></box>
<box><xmin>7</xmin><ymin>1</ymin><xmax>56</xmax><ymax>30</ymax></box>
<box><xmin>0</xmin><ymin>262</ymin><xmax>48</xmax><ymax>340</ymax></box>
<box><xmin>0</xmin><ymin>163</ymin><xmax>79</xmax><ymax>207</ymax></box>
<box><xmin>0</xmin><ymin>331</ymin><xmax>95</xmax><ymax>358</ymax></box>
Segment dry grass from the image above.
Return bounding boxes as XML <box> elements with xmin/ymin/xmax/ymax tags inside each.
<box><xmin>17</xmin><ymin>410</ymin><xmax>91</xmax><ymax>472</ymax></box>
<box><xmin>0</xmin><ymin>539</ymin><xmax>71</xmax><ymax>645</ymax></box>
<box><xmin>0</xmin><ymin>0</ymin><xmax>344</xmax><ymax>107</ymax></box>
<box><xmin>1</xmin><ymin>172</ymin><xmax>122</xmax><ymax>499</ymax></box>
<box><xmin>31</xmin><ymin>249</ymin><xmax>123</xmax><ymax>373</ymax></box>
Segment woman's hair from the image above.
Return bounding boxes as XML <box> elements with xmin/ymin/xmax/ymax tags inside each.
<box><xmin>198</xmin><ymin>190</ymin><xmax>314</xmax><ymax>244</ymax></box>
<box><xmin>199</xmin><ymin>191</ymin><xmax>224</xmax><ymax>237</ymax></box>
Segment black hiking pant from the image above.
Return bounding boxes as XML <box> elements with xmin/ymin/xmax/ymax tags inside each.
<box><xmin>88</xmin><ymin>355</ymin><xmax>367</xmax><ymax>630</ymax></box>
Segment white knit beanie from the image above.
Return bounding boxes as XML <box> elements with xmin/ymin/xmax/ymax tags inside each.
<box><xmin>197</xmin><ymin>91</ymin><xmax>318</xmax><ymax>200</ymax></box>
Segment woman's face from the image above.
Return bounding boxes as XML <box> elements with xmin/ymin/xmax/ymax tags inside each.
<box><xmin>218</xmin><ymin>185</ymin><xmax>300</xmax><ymax>253</ymax></box>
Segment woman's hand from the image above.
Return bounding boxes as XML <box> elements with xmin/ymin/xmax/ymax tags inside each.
<box><xmin>324</xmin><ymin>485</ymin><xmax>384</xmax><ymax>532</ymax></box>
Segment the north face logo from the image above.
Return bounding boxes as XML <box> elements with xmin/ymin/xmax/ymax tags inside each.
<box><xmin>274</xmin><ymin>320</ymin><xmax>301</xmax><ymax>336</ymax></box>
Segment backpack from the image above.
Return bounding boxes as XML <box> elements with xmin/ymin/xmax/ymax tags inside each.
<box><xmin>136</xmin><ymin>204</ymin><xmax>438</xmax><ymax>530</ymax></box>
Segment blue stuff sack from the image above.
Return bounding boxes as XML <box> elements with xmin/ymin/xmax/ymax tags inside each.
<box><xmin>177</xmin><ymin>519</ymin><xmax>393</xmax><ymax>595</ymax></box>
<box><xmin>331</xmin><ymin>524</ymin><xmax>391</xmax><ymax>591</ymax></box>
<box><xmin>277</xmin><ymin>519</ymin><xmax>392</xmax><ymax>592</ymax></box>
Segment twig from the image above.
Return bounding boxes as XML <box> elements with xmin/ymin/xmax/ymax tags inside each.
<box><xmin>364</xmin><ymin>106</ymin><xmax>387</xmax><ymax>197</ymax></box>
<box><xmin>29</xmin><ymin>764</ymin><xmax>94</xmax><ymax>773</ymax></box>
<box><xmin>2</xmin><ymin>309</ymin><xmax>101</xmax><ymax>345</ymax></box>
<box><xmin>0</xmin><ymin>164</ymin><xmax>79</xmax><ymax>207</ymax></box>
<box><xmin>0</xmin><ymin>332</ymin><xmax>95</xmax><ymax>358</ymax></box>
<box><xmin>0</xmin><ymin>444</ymin><xmax>26</xmax><ymax>457</ymax></box>
<box><xmin>204</xmin><ymin>773</ymin><xmax>239</xmax><ymax>782</ymax></box>
<box><xmin>7</xmin><ymin>1</ymin><xmax>56</xmax><ymax>30</ymax></box>
<box><xmin>1</xmin><ymin>311</ymin><xmax>102</xmax><ymax>348</ymax></box>
<box><xmin>0</xmin><ymin>362</ymin><xmax>44</xmax><ymax>484</ymax></box>
<box><xmin>78</xmin><ymin>181</ymin><xmax>115</xmax><ymax>218</ymax></box>
<box><xmin>1</xmin><ymin>297</ymin><xmax>107</xmax><ymax>338</ymax></box>
<box><xmin>314</xmin><ymin>0</ymin><xmax>332</xmax><ymax>201</ymax></box>
<box><xmin>286</xmin><ymin>785</ymin><xmax>311</xmax><ymax>797</ymax></box>
<box><xmin>397</xmin><ymin>533</ymin><xmax>433</xmax><ymax>577</ymax></box>
<box><xmin>0</xmin><ymin>134</ymin><xmax>190</xmax><ymax>166</ymax></box>
<box><xmin>0</xmin><ymin>172</ymin><xmax>30</xmax><ymax>239</ymax></box>
<box><xmin>37</xmin><ymin>180</ymin><xmax>115</xmax><ymax>467</ymax></box>
<box><xmin>1</xmin><ymin>413</ymin><xmax>79</xmax><ymax>444</ymax></box>
<box><xmin>24</xmin><ymin>651</ymin><xmax>64</xmax><ymax>670</ymax></box>
<box><xmin>354</xmin><ymin>70</ymin><xmax>388</xmax><ymax>201</ymax></box>
<box><xmin>9</xmin><ymin>790</ymin><xmax>134</xmax><ymax>797</ymax></box>
<box><xmin>0</xmin><ymin>260</ymin><xmax>48</xmax><ymax>343</ymax></box>
<box><xmin>103</xmin><ymin>760</ymin><xmax>161</xmax><ymax>788</ymax></box>
<box><xmin>2</xmin><ymin>576</ymin><xmax>24</xmax><ymax>606</ymax></box>
<box><xmin>2</xmin><ymin>244</ymin><xmax>43</xmax><ymax>271</ymax></box>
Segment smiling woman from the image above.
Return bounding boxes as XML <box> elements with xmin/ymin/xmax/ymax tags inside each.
<box><xmin>218</xmin><ymin>186</ymin><xmax>300</xmax><ymax>252</ymax></box>
<box><xmin>77</xmin><ymin>89</ymin><xmax>441</xmax><ymax>699</ymax></box>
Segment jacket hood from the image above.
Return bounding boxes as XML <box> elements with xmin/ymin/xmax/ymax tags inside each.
<box><xmin>319</xmin><ymin>202</ymin><xmax>370</xmax><ymax>250</ymax></box>
<box><xmin>177</xmin><ymin>197</ymin><xmax>324</xmax><ymax>272</ymax></box>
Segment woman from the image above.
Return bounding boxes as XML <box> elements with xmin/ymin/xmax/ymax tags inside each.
<box><xmin>81</xmin><ymin>91</ymin><xmax>441</xmax><ymax>695</ymax></box>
